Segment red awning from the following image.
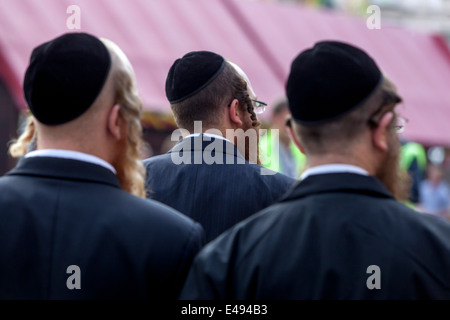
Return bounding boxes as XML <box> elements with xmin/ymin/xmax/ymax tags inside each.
<box><xmin>224</xmin><ymin>0</ymin><xmax>450</xmax><ymax>147</ymax></box>
<box><xmin>0</xmin><ymin>0</ymin><xmax>449</xmax><ymax>146</ymax></box>
<box><xmin>0</xmin><ymin>0</ymin><xmax>277</xmax><ymax>114</ymax></box>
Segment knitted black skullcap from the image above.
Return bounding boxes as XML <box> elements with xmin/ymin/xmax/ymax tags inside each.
<box><xmin>23</xmin><ymin>32</ymin><xmax>111</xmax><ymax>125</ymax></box>
<box><xmin>286</xmin><ymin>40</ymin><xmax>383</xmax><ymax>125</ymax></box>
<box><xmin>165</xmin><ymin>51</ymin><xmax>226</xmax><ymax>104</ymax></box>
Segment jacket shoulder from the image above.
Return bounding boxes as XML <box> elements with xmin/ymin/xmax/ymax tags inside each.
<box><xmin>248</xmin><ymin>163</ymin><xmax>297</xmax><ymax>188</ymax></box>
<box><xmin>142</xmin><ymin>154</ymin><xmax>172</xmax><ymax>167</ymax></box>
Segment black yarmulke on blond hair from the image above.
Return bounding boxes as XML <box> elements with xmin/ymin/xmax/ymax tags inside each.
<box><xmin>286</xmin><ymin>40</ymin><xmax>383</xmax><ymax>125</ymax></box>
<box><xmin>23</xmin><ymin>32</ymin><xmax>111</xmax><ymax>125</ymax></box>
<box><xmin>165</xmin><ymin>51</ymin><xmax>226</xmax><ymax>104</ymax></box>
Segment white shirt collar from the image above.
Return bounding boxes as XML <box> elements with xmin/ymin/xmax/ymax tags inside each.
<box><xmin>25</xmin><ymin>149</ymin><xmax>117</xmax><ymax>174</ymax></box>
<box><xmin>185</xmin><ymin>133</ymin><xmax>231</xmax><ymax>143</ymax></box>
<box><xmin>300</xmin><ymin>164</ymin><xmax>369</xmax><ymax>181</ymax></box>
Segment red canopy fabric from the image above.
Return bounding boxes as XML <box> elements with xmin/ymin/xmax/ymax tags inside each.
<box><xmin>0</xmin><ymin>0</ymin><xmax>449</xmax><ymax>146</ymax></box>
<box><xmin>225</xmin><ymin>0</ymin><xmax>450</xmax><ymax>147</ymax></box>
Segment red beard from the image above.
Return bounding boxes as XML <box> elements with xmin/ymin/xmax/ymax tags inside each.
<box><xmin>375</xmin><ymin>134</ymin><xmax>411</xmax><ymax>202</ymax></box>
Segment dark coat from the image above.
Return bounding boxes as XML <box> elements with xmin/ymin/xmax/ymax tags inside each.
<box><xmin>143</xmin><ymin>135</ymin><xmax>296</xmax><ymax>243</ymax></box>
<box><xmin>0</xmin><ymin>156</ymin><xmax>204</xmax><ymax>299</ymax></box>
<box><xmin>180</xmin><ymin>173</ymin><xmax>450</xmax><ymax>299</ymax></box>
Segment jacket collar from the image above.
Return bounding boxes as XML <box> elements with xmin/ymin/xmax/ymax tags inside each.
<box><xmin>6</xmin><ymin>156</ymin><xmax>121</xmax><ymax>189</ymax></box>
<box><xmin>280</xmin><ymin>172</ymin><xmax>394</xmax><ymax>202</ymax></box>
<box><xmin>168</xmin><ymin>134</ymin><xmax>246</xmax><ymax>161</ymax></box>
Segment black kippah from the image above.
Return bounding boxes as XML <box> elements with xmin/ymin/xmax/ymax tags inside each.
<box><xmin>286</xmin><ymin>41</ymin><xmax>382</xmax><ymax>125</ymax></box>
<box><xmin>23</xmin><ymin>32</ymin><xmax>111</xmax><ymax>125</ymax></box>
<box><xmin>165</xmin><ymin>51</ymin><xmax>226</xmax><ymax>104</ymax></box>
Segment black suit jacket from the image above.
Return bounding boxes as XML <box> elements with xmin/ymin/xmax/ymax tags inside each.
<box><xmin>143</xmin><ymin>135</ymin><xmax>296</xmax><ymax>243</ymax></box>
<box><xmin>0</xmin><ymin>156</ymin><xmax>204</xmax><ymax>299</ymax></box>
<box><xmin>180</xmin><ymin>173</ymin><xmax>450</xmax><ymax>299</ymax></box>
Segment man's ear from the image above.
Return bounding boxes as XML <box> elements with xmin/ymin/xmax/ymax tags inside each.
<box><xmin>228</xmin><ymin>99</ymin><xmax>243</xmax><ymax>127</ymax></box>
<box><xmin>372</xmin><ymin>111</ymin><xmax>394</xmax><ymax>152</ymax></box>
<box><xmin>107</xmin><ymin>104</ymin><xmax>122</xmax><ymax>141</ymax></box>
<box><xmin>287</xmin><ymin>120</ymin><xmax>305</xmax><ymax>154</ymax></box>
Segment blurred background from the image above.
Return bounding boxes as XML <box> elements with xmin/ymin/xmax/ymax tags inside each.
<box><xmin>1</xmin><ymin>0</ymin><xmax>450</xmax><ymax>212</ymax></box>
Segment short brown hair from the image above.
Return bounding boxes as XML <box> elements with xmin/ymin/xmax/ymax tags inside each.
<box><xmin>170</xmin><ymin>61</ymin><xmax>258</xmax><ymax>132</ymax></box>
<box><xmin>272</xmin><ymin>97</ymin><xmax>289</xmax><ymax>117</ymax></box>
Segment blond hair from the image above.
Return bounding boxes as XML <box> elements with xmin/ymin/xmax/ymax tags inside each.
<box><xmin>101</xmin><ymin>38</ymin><xmax>146</xmax><ymax>198</ymax></box>
<box><xmin>8</xmin><ymin>115</ymin><xmax>36</xmax><ymax>158</ymax></box>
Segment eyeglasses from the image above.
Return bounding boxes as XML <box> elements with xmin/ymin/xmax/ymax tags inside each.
<box><xmin>394</xmin><ymin>116</ymin><xmax>408</xmax><ymax>134</ymax></box>
<box><xmin>228</xmin><ymin>98</ymin><xmax>267</xmax><ymax>115</ymax></box>
<box><xmin>251</xmin><ymin>99</ymin><xmax>267</xmax><ymax>114</ymax></box>
<box><xmin>367</xmin><ymin>104</ymin><xmax>408</xmax><ymax>134</ymax></box>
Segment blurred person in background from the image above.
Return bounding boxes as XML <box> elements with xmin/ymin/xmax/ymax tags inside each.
<box><xmin>259</xmin><ymin>97</ymin><xmax>306</xmax><ymax>179</ymax></box>
<box><xmin>1</xmin><ymin>32</ymin><xmax>204</xmax><ymax>299</ymax></box>
<box><xmin>143</xmin><ymin>51</ymin><xmax>296</xmax><ymax>243</ymax></box>
<box><xmin>418</xmin><ymin>164</ymin><xmax>450</xmax><ymax>219</ymax></box>
<box><xmin>400</xmin><ymin>140</ymin><xmax>427</xmax><ymax>206</ymax></box>
<box><xmin>180</xmin><ymin>41</ymin><xmax>450</xmax><ymax>300</ymax></box>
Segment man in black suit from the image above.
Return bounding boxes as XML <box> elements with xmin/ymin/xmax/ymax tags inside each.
<box><xmin>143</xmin><ymin>51</ymin><xmax>296</xmax><ymax>243</ymax></box>
<box><xmin>179</xmin><ymin>41</ymin><xmax>450</xmax><ymax>299</ymax></box>
<box><xmin>0</xmin><ymin>33</ymin><xmax>204</xmax><ymax>299</ymax></box>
